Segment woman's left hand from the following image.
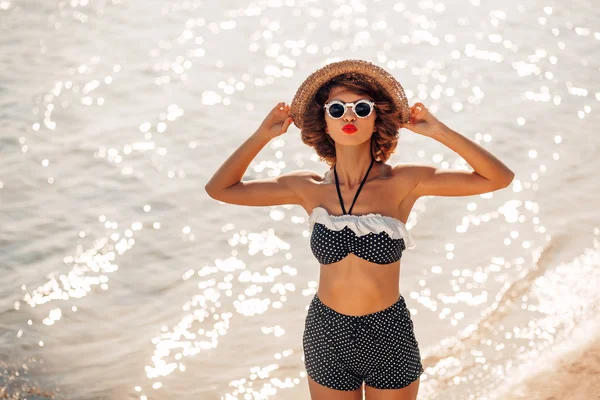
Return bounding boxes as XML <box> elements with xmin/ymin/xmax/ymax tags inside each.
<box><xmin>399</xmin><ymin>102</ymin><xmax>445</xmax><ymax>138</ymax></box>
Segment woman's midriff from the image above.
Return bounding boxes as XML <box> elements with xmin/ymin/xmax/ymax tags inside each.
<box><xmin>316</xmin><ymin>254</ymin><xmax>403</xmax><ymax>316</ymax></box>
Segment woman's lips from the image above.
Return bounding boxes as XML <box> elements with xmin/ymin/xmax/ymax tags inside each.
<box><xmin>342</xmin><ymin>125</ymin><xmax>357</xmax><ymax>134</ymax></box>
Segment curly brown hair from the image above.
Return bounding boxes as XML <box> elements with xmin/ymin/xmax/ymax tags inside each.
<box><xmin>299</xmin><ymin>73</ymin><xmax>404</xmax><ymax>167</ymax></box>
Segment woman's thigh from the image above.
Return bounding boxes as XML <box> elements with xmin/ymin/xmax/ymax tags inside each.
<box><xmin>307</xmin><ymin>375</ymin><xmax>364</xmax><ymax>400</ymax></box>
<box><xmin>364</xmin><ymin>378</ymin><xmax>419</xmax><ymax>400</ymax></box>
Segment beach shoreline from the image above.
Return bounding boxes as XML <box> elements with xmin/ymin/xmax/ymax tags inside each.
<box><xmin>500</xmin><ymin>332</ymin><xmax>600</xmax><ymax>400</ymax></box>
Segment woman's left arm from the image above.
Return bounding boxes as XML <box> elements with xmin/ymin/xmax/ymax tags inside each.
<box><xmin>399</xmin><ymin>102</ymin><xmax>515</xmax><ymax>198</ymax></box>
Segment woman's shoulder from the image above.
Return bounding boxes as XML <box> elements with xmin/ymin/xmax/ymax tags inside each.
<box><xmin>284</xmin><ymin>169</ymin><xmax>322</xmax><ymax>180</ymax></box>
<box><xmin>391</xmin><ymin>162</ymin><xmax>429</xmax><ymax>178</ymax></box>
<box><xmin>391</xmin><ymin>162</ymin><xmax>432</xmax><ymax>194</ymax></box>
<box><xmin>280</xmin><ymin>169</ymin><xmax>323</xmax><ymax>188</ymax></box>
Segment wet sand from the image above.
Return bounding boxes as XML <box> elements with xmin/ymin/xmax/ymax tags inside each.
<box><xmin>502</xmin><ymin>334</ymin><xmax>600</xmax><ymax>400</ymax></box>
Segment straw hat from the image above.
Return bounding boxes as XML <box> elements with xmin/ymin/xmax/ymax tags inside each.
<box><xmin>289</xmin><ymin>59</ymin><xmax>410</xmax><ymax>130</ymax></box>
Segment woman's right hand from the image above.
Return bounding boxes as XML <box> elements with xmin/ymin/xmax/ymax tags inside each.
<box><xmin>257</xmin><ymin>102</ymin><xmax>295</xmax><ymax>139</ymax></box>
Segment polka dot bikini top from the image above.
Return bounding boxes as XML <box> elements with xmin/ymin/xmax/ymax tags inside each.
<box><xmin>308</xmin><ymin>157</ymin><xmax>416</xmax><ymax>265</ymax></box>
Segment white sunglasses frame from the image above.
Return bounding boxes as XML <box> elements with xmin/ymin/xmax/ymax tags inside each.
<box><xmin>323</xmin><ymin>99</ymin><xmax>377</xmax><ymax>119</ymax></box>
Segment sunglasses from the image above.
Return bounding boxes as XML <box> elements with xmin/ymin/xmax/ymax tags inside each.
<box><xmin>323</xmin><ymin>99</ymin><xmax>377</xmax><ymax>119</ymax></box>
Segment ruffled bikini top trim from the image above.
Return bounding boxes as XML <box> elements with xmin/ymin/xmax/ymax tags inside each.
<box><xmin>308</xmin><ymin>206</ymin><xmax>416</xmax><ymax>249</ymax></box>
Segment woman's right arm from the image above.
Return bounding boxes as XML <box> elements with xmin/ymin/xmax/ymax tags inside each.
<box><xmin>204</xmin><ymin>102</ymin><xmax>311</xmax><ymax>207</ymax></box>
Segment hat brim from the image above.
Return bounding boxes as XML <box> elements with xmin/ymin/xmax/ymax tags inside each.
<box><xmin>289</xmin><ymin>59</ymin><xmax>410</xmax><ymax>130</ymax></box>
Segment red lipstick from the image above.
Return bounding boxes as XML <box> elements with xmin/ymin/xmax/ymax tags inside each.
<box><xmin>342</xmin><ymin>124</ymin><xmax>357</xmax><ymax>134</ymax></box>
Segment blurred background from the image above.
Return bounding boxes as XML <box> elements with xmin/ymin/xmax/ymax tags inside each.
<box><xmin>1</xmin><ymin>0</ymin><xmax>599</xmax><ymax>399</ymax></box>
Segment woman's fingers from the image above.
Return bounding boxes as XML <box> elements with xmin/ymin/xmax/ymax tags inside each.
<box><xmin>278</xmin><ymin>103</ymin><xmax>291</xmax><ymax>117</ymax></box>
<box><xmin>276</xmin><ymin>102</ymin><xmax>293</xmax><ymax>129</ymax></box>
<box><xmin>280</xmin><ymin>115</ymin><xmax>294</xmax><ymax>134</ymax></box>
<box><xmin>411</xmin><ymin>102</ymin><xmax>425</xmax><ymax>114</ymax></box>
<box><xmin>409</xmin><ymin>102</ymin><xmax>428</xmax><ymax>123</ymax></box>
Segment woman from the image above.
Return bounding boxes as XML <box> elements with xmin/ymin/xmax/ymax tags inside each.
<box><xmin>205</xmin><ymin>59</ymin><xmax>514</xmax><ymax>400</ymax></box>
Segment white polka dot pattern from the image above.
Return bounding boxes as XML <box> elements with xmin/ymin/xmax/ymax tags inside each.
<box><xmin>310</xmin><ymin>222</ymin><xmax>407</xmax><ymax>265</ymax></box>
<box><xmin>302</xmin><ymin>293</ymin><xmax>424</xmax><ymax>391</ymax></box>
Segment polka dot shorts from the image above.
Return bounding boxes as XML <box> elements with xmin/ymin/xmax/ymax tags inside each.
<box><xmin>302</xmin><ymin>293</ymin><xmax>424</xmax><ymax>391</ymax></box>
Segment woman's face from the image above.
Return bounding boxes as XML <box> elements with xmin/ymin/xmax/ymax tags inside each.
<box><xmin>324</xmin><ymin>86</ymin><xmax>378</xmax><ymax>144</ymax></box>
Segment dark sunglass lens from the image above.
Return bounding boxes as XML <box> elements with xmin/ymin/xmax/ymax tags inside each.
<box><xmin>329</xmin><ymin>103</ymin><xmax>345</xmax><ymax>118</ymax></box>
<box><xmin>355</xmin><ymin>102</ymin><xmax>371</xmax><ymax>117</ymax></box>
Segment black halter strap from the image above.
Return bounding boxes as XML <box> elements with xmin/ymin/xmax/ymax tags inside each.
<box><xmin>334</xmin><ymin>155</ymin><xmax>375</xmax><ymax>215</ymax></box>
